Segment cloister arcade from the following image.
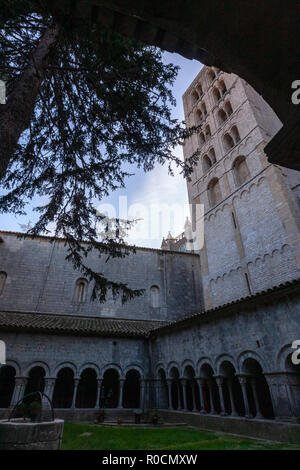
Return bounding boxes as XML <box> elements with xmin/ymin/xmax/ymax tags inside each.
<box><xmin>0</xmin><ymin>348</ymin><xmax>299</xmax><ymax>422</ymax></box>
<box><xmin>0</xmin><ymin>363</ymin><xmax>146</xmax><ymax>412</ymax></box>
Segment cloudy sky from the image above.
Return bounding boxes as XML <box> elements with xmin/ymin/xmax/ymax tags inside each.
<box><xmin>0</xmin><ymin>52</ymin><xmax>202</xmax><ymax>248</ymax></box>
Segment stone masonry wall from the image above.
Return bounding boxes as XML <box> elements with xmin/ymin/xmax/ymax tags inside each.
<box><xmin>0</xmin><ymin>232</ymin><xmax>202</xmax><ymax>321</ymax></box>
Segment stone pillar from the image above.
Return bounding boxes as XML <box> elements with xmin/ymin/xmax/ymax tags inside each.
<box><xmin>250</xmin><ymin>377</ymin><xmax>264</xmax><ymax>419</ymax></box>
<box><xmin>118</xmin><ymin>379</ymin><xmax>124</xmax><ymax>409</ymax></box>
<box><xmin>43</xmin><ymin>378</ymin><xmax>56</xmax><ymax>402</ymax></box>
<box><xmin>154</xmin><ymin>380</ymin><xmax>159</xmax><ymax>408</ymax></box>
<box><xmin>167</xmin><ymin>379</ymin><xmax>173</xmax><ymax>410</ymax></box>
<box><xmin>207</xmin><ymin>379</ymin><xmax>216</xmax><ymax>414</ymax></box>
<box><xmin>196</xmin><ymin>377</ymin><xmax>207</xmax><ymax>413</ymax></box>
<box><xmin>228</xmin><ymin>378</ymin><xmax>238</xmax><ymax>417</ymax></box>
<box><xmin>177</xmin><ymin>381</ymin><xmax>182</xmax><ymax>410</ymax></box>
<box><xmin>71</xmin><ymin>378</ymin><xmax>80</xmax><ymax>409</ymax></box>
<box><xmin>181</xmin><ymin>379</ymin><xmax>188</xmax><ymax>411</ymax></box>
<box><xmin>10</xmin><ymin>377</ymin><xmax>28</xmax><ymax>408</ymax></box>
<box><xmin>237</xmin><ymin>375</ymin><xmax>252</xmax><ymax>418</ymax></box>
<box><xmin>191</xmin><ymin>381</ymin><xmax>197</xmax><ymax>412</ymax></box>
<box><xmin>215</xmin><ymin>376</ymin><xmax>227</xmax><ymax>416</ymax></box>
<box><xmin>95</xmin><ymin>378</ymin><xmax>102</xmax><ymax>409</ymax></box>
<box><xmin>140</xmin><ymin>379</ymin><xmax>146</xmax><ymax>410</ymax></box>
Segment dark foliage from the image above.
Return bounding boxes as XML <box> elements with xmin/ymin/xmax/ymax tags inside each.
<box><xmin>0</xmin><ymin>1</ymin><xmax>200</xmax><ymax>302</ymax></box>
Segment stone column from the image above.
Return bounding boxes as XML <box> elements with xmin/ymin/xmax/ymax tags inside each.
<box><xmin>177</xmin><ymin>381</ymin><xmax>182</xmax><ymax>410</ymax></box>
<box><xmin>10</xmin><ymin>377</ymin><xmax>28</xmax><ymax>408</ymax></box>
<box><xmin>250</xmin><ymin>377</ymin><xmax>264</xmax><ymax>419</ymax></box>
<box><xmin>43</xmin><ymin>377</ymin><xmax>56</xmax><ymax>402</ymax></box>
<box><xmin>118</xmin><ymin>379</ymin><xmax>124</xmax><ymax>409</ymax></box>
<box><xmin>95</xmin><ymin>378</ymin><xmax>103</xmax><ymax>409</ymax></box>
<box><xmin>71</xmin><ymin>378</ymin><xmax>80</xmax><ymax>409</ymax></box>
<box><xmin>140</xmin><ymin>379</ymin><xmax>146</xmax><ymax>410</ymax></box>
<box><xmin>166</xmin><ymin>379</ymin><xmax>173</xmax><ymax>410</ymax></box>
<box><xmin>180</xmin><ymin>379</ymin><xmax>188</xmax><ymax>411</ymax></box>
<box><xmin>207</xmin><ymin>379</ymin><xmax>216</xmax><ymax>414</ymax></box>
<box><xmin>196</xmin><ymin>377</ymin><xmax>207</xmax><ymax>413</ymax></box>
<box><xmin>215</xmin><ymin>376</ymin><xmax>227</xmax><ymax>416</ymax></box>
<box><xmin>191</xmin><ymin>381</ymin><xmax>197</xmax><ymax>412</ymax></box>
<box><xmin>237</xmin><ymin>375</ymin><xmax>252</xmax><ymax>418</ymax></box>
<box><xmin>228</xmin><ymin>378</ymin><xmax>238</xmax><ymax>417</ymax></box>
<box><xmin>154</xmin><ymin>380</ymin><xmax>159</xmax><ymax>408</ymax></box>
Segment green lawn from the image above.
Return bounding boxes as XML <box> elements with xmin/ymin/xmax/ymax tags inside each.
<box><xmin>61</xmin><ymin>422</ymin><xmax>300</xmax><ymax>450</ymax></box>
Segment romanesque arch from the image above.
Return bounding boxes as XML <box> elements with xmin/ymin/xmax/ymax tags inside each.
<box><xmin>76</xmin><ymin>368</ymin><xmax>98</xmax><ymax>408</ymax></box>
<box><xmin>52</xmin><ymin>367</ymin><xmax>74</xmax><ymax>408</ymax></box>
<box><xmin>123</xmin><ymin>369</ymin><xmax>141</xmax><ymax>408</ymax></box>
<box><xmin>0</xmin><ymin>365</ymin><xmax>16</xmax><ymax>408</ymax></box>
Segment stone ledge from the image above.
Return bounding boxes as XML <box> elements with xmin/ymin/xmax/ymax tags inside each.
<box><xmin>157</xmin><ymin>410</ymin><xmax>300</xmax><ymax>444</ymax></box>
<box><xmin>0</xmin><ymin>419</ymin><xmax>64</xmax><ymax>450</ymax></box>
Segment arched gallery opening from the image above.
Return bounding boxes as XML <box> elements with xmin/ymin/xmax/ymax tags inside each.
<box><xmin>219</xmin><ymin>361</ymin><xmax>244</xmax><ymax>416</ymax></box>
<box><xmin>243</xmin><ymin>358</ymin><xmax>274</xmax><ymax>419</ymax></box>
<box><xmin>102</xmin><ymin>369</ymin><xmax>119</xmax><ymax>408</ymax></box>
<box><xmin>76</xmin><ymin>368</ymin><xmax>97</xmax><ymax>408</ymax></box>
<box><xmin>52</xmin><ymin>367</ymin><xmax>74</xmax><ymax>408</ymax></box>
<box><xmin>0</xmin><ymin>365</ymin><xmax>15</xmax><ymax>408</ymax></box>
<box><xmin>157</xmin><ymin>369</ymin><xmax>169</xmax><ymax>409</ymax></box>
<box><xmin>169</xmin><ymin>367</ymin><xmax>181</xmax><ymax>410</ymax></box>
<box><xmin>123</xmin><ymin>370</ymin><xmax>140</xmax><ymax>408</ymax></box>
<box><xmin>24</xmin><ymin>366</ymin><xmax>45</xmax><ymax>402</ymax></box>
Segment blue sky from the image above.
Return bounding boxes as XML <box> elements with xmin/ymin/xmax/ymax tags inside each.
<box><xmin>0</xmin><ymin>53</ymin><xmax>202</xmax><ymax>248</ymax></box>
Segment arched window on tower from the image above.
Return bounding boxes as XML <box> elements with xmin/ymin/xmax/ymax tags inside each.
<box><xmin>205</xmin><ymin>124</ymin><xmax>211</xmax><ymax>137</ymax></box>
<box><xmin>199</xmin><ymin>132</ymin><xmax>206</xmax><ymax>146</ymax></box>
<box><xmin>223</xmin><ymin>133</ymin><xmax>235</xmax><ymax>152</ymax></box>
<box><xmin>224</xmin><ymin>100</ymin><xmax>233</xmax><ymax>116</ymax></box>
<box><xmin>0</xmin><ymin>272</ymin><xmax>7</xmax><ymax>296</ymax></box>
<box><xmin>212</xmin><ymin>87</ymin><xmax>221</xmax><ymax>104</ymax></box>
<box><xmin>219</xmin><ymin>80</ymin><xmax>227</xmax><ymax>95</ymax></box>
<box><xmin>191</xmin><ymin>89</ymin><xmax>199</xmax><ymax>105</ymax></box>
<box><xmin>195</xmin><ymin>109</ymin><xmax>203</xmax><ymax>125</ymax></box>
<box><xmin>74</xmin><ymin>278</ymin><xmax>88</xmax><ymax>302</ymax></box>
<box><xmin>233</xmin><ymin>156</ymin><xmax>251</xmax><ymax>186</ymax></box>
<box><xmin>203</xmin><ymin>155</ymin><xmax>212</xmax><ymax>174</ymax></box>
<box><xmin>207</xmin><ymin>68</ymin><xmax>216</xmax><ymax>83</ymax></box>
<box><xmin>231</xmin><ymin>125</ymin><xmax>241</xmax><ymax>143</ymax></box>
<box><xmin>150</xmin><ymin>286</ymin><xmax>160</xmax><ymax>308</ymax></box>
<box><xmin>197</xmin><ymin>83</ymin><xmax>203</xmax><ymax>97</ymax></box>
<box><xmin>208</xmin><ymin>148</ymin><xmax>216</xmax><ymax>164</ymax></box>
<box><xmin>201</xmin><ymin>102</ymin><xmax>207</xmax><ymax>116</ymax></box>
<box><xmin>208</xmin><ymin>178</ymin><xmax>222</xmax><ymax>207</ymax></box>
<box><xmin>218</xmin><ymin>109</ymin><xmax>227</xmax><ymax>125</ymax></box>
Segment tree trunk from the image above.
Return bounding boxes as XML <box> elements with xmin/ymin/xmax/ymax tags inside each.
<box><xmin>0</xmin><ymin>24</ymin><xmax>59</xmax><ymax>178</ymax></box>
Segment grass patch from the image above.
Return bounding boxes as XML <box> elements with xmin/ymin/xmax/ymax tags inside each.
<box><xmin>61</xmin><ymin>422</ymin><xmax>300</xmax><ymax>450</ymax></box>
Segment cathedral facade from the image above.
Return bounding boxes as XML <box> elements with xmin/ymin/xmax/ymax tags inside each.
<box><xmin>0</xmin><ymin>67</ymin><xmax>299</xmax><ymax>439</ymax></box>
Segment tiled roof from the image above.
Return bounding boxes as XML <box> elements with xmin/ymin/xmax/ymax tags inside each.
<box><xmin>150</xmin><ymin>277</ymin><xmax>300</xmax><ymax>335</ymax></box>
<box><xmin>0</xmin><ymin>311</ymin><xmax>169</xmax><ymax>338</ymax></box>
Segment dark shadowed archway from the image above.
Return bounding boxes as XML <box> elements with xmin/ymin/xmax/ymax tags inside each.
<box><xmin>53</xmin><ymin>367</ymin><xmax>74</xmax><ymax>408</ymax></box>
<box><xmin>123</xmin><ymin>369</ymin><xmax>141</xmax><ymax>408</ymax></box>
<box><xmin>76</xmin><ymin>368</ymin><xmax>98</xmax><ymax>408</ymax></box>
<box><xmin>0</xmin><ymin>365</ymin><xmax>16</xmax><ymax>408</ymax></box>
<box><xmin>102</xmin><ymin>369</ymin><xmax>119</xmax><ymax>408</ymax></box>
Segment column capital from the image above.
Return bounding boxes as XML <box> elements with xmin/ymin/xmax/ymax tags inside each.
<box><xmin>14</xmin><ymin>376</ymin><xmax>28</xmax><ymax>386</ymax></box>
<box><xmin>214</xmin><ymin>375</ymin><xmax>225</xmax><ymax>385</ymax></box>
<box><xmin>236</xmin><ymin>374</ymin><xmax>250</xmax><ymax>385</ymax></box>
<box><xmin>44</xmin><ymin>377</ymin><xmax>56</xmax><ymax>385</ymax></box>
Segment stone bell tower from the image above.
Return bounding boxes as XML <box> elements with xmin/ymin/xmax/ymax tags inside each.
<box><xmin>183</xmin><ymin>66</ymin><xmax>300</xmax><ymax>308</ymax></box>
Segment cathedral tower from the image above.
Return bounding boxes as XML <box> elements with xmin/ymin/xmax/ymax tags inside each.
<box><xmin>183</xmin><ymin>67</ymin><xmax>300</xmax><ymax>308</ymax></box>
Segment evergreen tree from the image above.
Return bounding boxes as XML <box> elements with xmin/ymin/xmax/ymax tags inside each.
<box><xmin>0</xmin><ymin>1</ymin><xmax>200</xmax><ymax>302</ymax></box>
